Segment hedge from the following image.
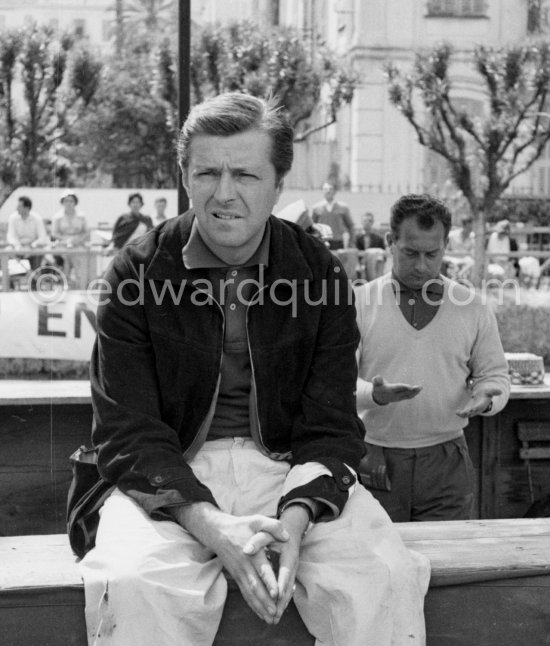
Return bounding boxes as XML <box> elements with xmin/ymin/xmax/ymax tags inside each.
<box><xmin>491</xmin><ymin>288</ymin><xmax>550</xmax><ymax>366</ymax></box>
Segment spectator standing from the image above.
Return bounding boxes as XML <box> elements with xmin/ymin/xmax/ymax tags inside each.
<box><xmin>154</xmin><ymin>197</ymin><xmax>168</xmax><ymax>224</ymax></box>
<box><xmin>6</xmin><ymin>196</ymin><xmax>49</xmax><ymax>272</ymax></box>
<box><xmin>76</xmin><ymin>93</ymin><xmax>429</xmax><ymax>646</ymax></box>
<box><xmin>486</xmin><ymin>219</ymin><xmax>519</xmax><ymax>279</ymax></box>
<box><xmin>51</xmin><ymin>190</ymin><xmax>89</xmax><ymax>287</ymax></box>
<box><xmin>444</xmin><ymin>215</ymin><xmax>475</xmax><ymax>281</ymax></box>
<box><xmin>354</xmin><ymin>211</ymin><xmax>386</xmax><ymax>281</ymax></box>
<box><xmin>355</xmin><ymin>194</ymin><xmax>510</xmax><ymax>522</ymax></box>
<box><xmin>311</xmin><ymin>181</ymin><xmax>354</xmax><ymax>250</ymax></box>
<box><xmin>107</xmin><ymin>192</ymin><xmax>153</xmax><ymax>253</ymax></box>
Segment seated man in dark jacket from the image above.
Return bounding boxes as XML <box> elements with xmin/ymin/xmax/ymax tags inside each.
<box><xmin>78</xmin><ymin>92</ymin><xmax>429</xmax><ymax>646</ymax></box>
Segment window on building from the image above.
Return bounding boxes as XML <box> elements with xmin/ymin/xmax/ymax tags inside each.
<box><xmin>73</xmin><ymin>19</ymin><xmax>86</xmax><ymax>39</ymax></box>
<box><xmin>426</xmin><ymin>0</ymin><xmax>488</xmax><ymax>18</ymax></box>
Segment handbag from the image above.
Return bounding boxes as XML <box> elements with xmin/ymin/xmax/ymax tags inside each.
<box><xmin>66</xmin><ymin>446</ymin><xmax>115</xmax><ymax>559</ymax></box>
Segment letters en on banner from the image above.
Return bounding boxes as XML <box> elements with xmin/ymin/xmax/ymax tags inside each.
<box><xmin>0</xmin><ymin>291</ymin><xmax>97</xmax><ymax>361</ymax></box>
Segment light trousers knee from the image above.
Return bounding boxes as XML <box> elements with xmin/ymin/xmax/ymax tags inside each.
<box><xmin>80</xmin><ymin>438</ymin><xmax>430</xmax><ymax>646</ymax></box>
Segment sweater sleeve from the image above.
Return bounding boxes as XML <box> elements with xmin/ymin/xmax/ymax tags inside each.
<box><xmin>469</xmin><ymin>304</ymin><xmax>511</xmax><ymax>415</ymax></box>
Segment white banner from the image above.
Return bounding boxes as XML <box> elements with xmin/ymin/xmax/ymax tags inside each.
<box><xmin>0</xmin><ymin>291</ymin><xmax>97</xmax><ymax>360</ymax></box>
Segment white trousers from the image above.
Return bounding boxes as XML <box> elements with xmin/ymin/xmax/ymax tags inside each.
<box><xmin>80</xmin><ymin>438</ymin><xmax>430</xmax><ymax>646</ymax></box>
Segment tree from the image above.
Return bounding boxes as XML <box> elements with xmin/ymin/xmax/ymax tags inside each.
<box><xmin>386</xmin><ymin>42</ymin><xmax>550</xmax><ymax>285</ymax></box>
<box><xmin>0</xmin><ymin>24</ymin><xmax>102</xmax><ymax>203</ymax></box>
<box><xmin>191</xmin><ymin>21</ymin><xmax>358</xmax><ymax>142</ymax></box>
<box><xmin>108</xmin><ymin>0</ymin><xmax>176</xmax><ymax>53</ymax></box>
<box><xmin>71</xmin><ymin>38</ymin><xmax>178</xmax><ymax>188</ymax></box>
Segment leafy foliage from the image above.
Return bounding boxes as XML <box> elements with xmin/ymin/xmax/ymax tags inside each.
<box><xmin>191</xmin><ymin>21</ymin><xmax>358</xmax><ymax>141</ymax></box>
<box><xmin>0</xmin><ymin>24</ymin><xmax>101</xmax><ymax>202</ymax></box>
<box><xmin>386</xmin><ymin>41</ymin><xmax>550</xmax><ymax>284</ymax></box>
<box><xmin>71</xmin><ymin>37</ymin><xmax>178</xmax><ymax>188</ymax></box>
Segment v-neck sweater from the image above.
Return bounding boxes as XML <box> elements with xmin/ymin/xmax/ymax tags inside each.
<box><xmin>355</xmin><ymin>273</ymin><xmax>510</xmax><ymax>448</ymax></box>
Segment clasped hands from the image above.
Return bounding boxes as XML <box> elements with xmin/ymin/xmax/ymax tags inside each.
<box><xmin>176</xmin><ymin>503</ymin><xmax>309</xmax><ymax>625</ymax></box>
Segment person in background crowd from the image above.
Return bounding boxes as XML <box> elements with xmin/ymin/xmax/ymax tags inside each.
<box><xmin>106</xmin><ymin>192</ymin><xmax>153</xmax><ymax>254</ymax></box>
<box><xmin>6</xmin><ymin>195</ymin><xmax>49</xmax><ymax>272</ymax></box>
<box><xmin>51</xmin><ymin>190</ymin><xmax>89</xmax><ymax>287</ymax></box>
<box><xmin>355</xmin><ymin>194</ymin><xmax>510</xmax><ymax>522</ymax></box>
<box><xmin>154</xmin><ymin>197</ymin><xmax>168</xmax><ymax>224</ymax></box>
<box><xmin>311</xmin><ymin>181</ymin><xmax>354</xmax><ymax>250</ymax></box>
<box><xmin>354</xmin><ymin>211</ymin><xmax>386</xmax><ymax>281</ymax></box>
<box><xmin>77</xmin><ymin>92</ymin><xmax>430</xmax><ymax>646</ymax></box>
<box><xmin>443</xmin><ymin>215</ymin><xmax>475</xmax><ymax>282</ymax></box>
<box><xmin>486</xmin><ymin>219</ymin><xmax>519</xmax><ymax>280</ymax></box>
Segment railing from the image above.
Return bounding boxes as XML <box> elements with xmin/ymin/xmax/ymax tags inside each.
<box><xmin>0</xmin><ymin>246</ymin><xmax>106</xmax><ymax>292</ymax></box>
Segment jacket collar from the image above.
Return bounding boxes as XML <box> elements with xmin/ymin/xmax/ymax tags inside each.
<box><xmin>144</xmin><ymin>210</ymin><xmax>313</xmax><ymax>284</ymax></box>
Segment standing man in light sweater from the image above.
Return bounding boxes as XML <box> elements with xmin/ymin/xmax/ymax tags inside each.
<box><xmin>355</xmin><ymin>194</ymin><xmax>510</xmax><ymax>522</ymax></box>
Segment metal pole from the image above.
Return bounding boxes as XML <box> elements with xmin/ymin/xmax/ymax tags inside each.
<box><xmin>178</xmin><ymin>0</ymin><xmax>191</xmax><ymax>215</ymax></box>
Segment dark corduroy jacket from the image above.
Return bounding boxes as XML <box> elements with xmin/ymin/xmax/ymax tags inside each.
<box><xmin>91</xmin><ymin>211</ymin><xmax>366</xmax><ymax>521</ymax></box>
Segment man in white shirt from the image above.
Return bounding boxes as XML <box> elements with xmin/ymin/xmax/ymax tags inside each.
<box><xmin>355</xmin><ymin>194</ymin><xmax>510</xmax><ymax>522</ymax></box>
<box><xmin>6</xmin><ymin>195</ymin><xmax>49</xmax><ymax>271</ymax></box>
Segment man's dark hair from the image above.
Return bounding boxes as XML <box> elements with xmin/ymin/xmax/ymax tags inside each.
<box><xmin>128</xmin><ymin>192</ymin><xmax>144</xmax><ymax>206</ymax></box>
<box><xmin>390</xmin><ymin>194</ymin><xmax>452</xmax><ymax>239</ymax></box>
<box><xmin>18</xmin><ymin>196</ymin><xmax>32</xmax><ymax>209</ymax></box>
<box><xmin>177</xmin><ymin>92</ymin><xmax>294</xmax><ymax>183</ymax></box>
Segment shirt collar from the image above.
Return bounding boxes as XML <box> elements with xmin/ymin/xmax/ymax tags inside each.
<box><xmin>182</xmin><ymin>219</ymin><xmax>271</xmax><ymax>270</ymax></box>
<box><xmin>391</xmin><ymin>273</ymin><xmax>445</xmax><ymax>296</ymax></box>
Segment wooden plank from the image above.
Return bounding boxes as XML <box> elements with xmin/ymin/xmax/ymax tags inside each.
<box><xmin>0</xmin><ymin>403</ymin><xmax>92</xmax><ymax>536</ymax></box>
<box><xmin>2</xmin><ymin>527</ymin><xmax>550</xmax><ymax>646</ymax></box>
<box><xmin>0</xmin><ymin>372</ymin><xmax>544</xmax><ymax>404</ymax></box>
<box><xmin>518</xmin><ymin>421</ymin><xmax>550</xmax><ymax>441</ymax></box>
<box><xmin>397</xmin><ymin>518</ymin><xmax>550</xmax><ymax>540</ymax></box>
<box><xmin>425</xmin><ymin>575</ymin><xmax>550</xmax><ymax>646</ymax></box>
<box><xmin>0</xmin><ymin>380</ymin><xmax>91</xmax><ymax>406</ymax></box>
<box><xmin>403</xmin><ymin>535</ymin><xmax>550</xmax><ymax>586</ymax></box>
<box><xmin>3</xmin><ymin>521</ymin><xmax>550</xmax><ymax>591</ymax></box>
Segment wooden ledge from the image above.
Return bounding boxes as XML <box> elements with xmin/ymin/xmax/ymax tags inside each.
<box><xmin>1</xmin><ymin>519</ymin><xmax>549</xmax><ymax>593</ymax></box>
<box><xmin>0</xmin><ymin>380</ymin><xmax>91</xmax><ymax>406</ymax></box>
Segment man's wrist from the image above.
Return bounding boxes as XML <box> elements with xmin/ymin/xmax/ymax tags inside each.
<box><xmin>371</xmin><ymin>389</ymin><xmax>388</xmax><ymax>406</ymax></box>
<box><xmin>280</xmin><ymin>501</ymin><xmax>315</xmax><ymax>524</ymax></box>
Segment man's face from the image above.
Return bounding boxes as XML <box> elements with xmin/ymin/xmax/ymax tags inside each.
<box><xmin>362</xmin><ymin>213</ymin><xmax>374</xmax><ymax>232</ymax></box>
<box><xmin>17</xmin><ymin>202</ymin><xmax>30</xmax><ymax>218</ymax></box>
<box><xmin>129</xmin><ymin>197</ymin><xmax>143</xmax><ymax>214</ymax></box>
<box><xmin>183</xmin><ymin>129</ymin><xmax>283</xmax><ymax>264</ymax></box>
<box><xmin>323</xmin><ymin>183</ymin><xmax>335</xmax><ymax>202</ymax></box>
<box><xmin>388</xmin><ymin>217</ymin><xmax>447</xmax><ymax>290</ymax></box>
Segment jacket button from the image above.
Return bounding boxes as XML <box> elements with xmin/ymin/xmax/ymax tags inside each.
<box><xmin>342</xmin><ymin>475</ymin><xmax>351</xmax><ymax>485</ymax></box>
<box><xmin>153</xmin><ymin>475</ymin><xmax>164</xmax><ymax>484</ymax></box>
